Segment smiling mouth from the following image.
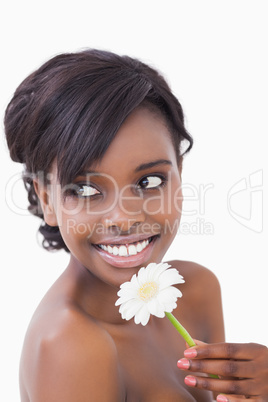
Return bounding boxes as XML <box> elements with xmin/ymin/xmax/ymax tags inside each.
<box><xmin>95</xmin><ymin>236</ymin><xmax>157</xmax><ymax>258</ymax></box>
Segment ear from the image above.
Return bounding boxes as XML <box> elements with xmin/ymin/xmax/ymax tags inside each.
<box><xmin>33</xmin><ymin>180</ymin><xmax>58</xmax><ymax>227</ymax></box>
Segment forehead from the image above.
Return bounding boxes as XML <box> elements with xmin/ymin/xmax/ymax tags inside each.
<box><xmin>91</xmin><ymin>107</ymin><xmax>177</xmax><ymax>174</ymax></box>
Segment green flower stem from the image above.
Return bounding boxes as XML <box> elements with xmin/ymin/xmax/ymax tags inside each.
<box><xmin>165</xmin><ymin>312</ymin><xmax>196</xmax><ymax>347</ymax></box>
<box><xmin>165</xmin><ymin>312</ymin><xmax>219</xmax><ymax>379</ymax></box>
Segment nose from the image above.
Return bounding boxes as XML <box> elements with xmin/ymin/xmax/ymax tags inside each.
<box><xmin>101</xmin><ymin>193</ymin><xmax>145</xmax><ymax>233</ymax></box>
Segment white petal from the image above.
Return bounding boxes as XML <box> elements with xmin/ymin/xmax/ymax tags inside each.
<box><xmin>167</xmin><ymin>286</ymin><xmax>182</xmax><ymax>298</ymax></box>
<box><xmin>145</xmin><ymin>262</ymin><xmax>158</xmax><ymax>272</ymax></box>
<box><xmin>115</xmin><ymin>293</ymin><xmax>136</xmax><ymax>306</ymax></box>
<box><xmin>119</xmin><ymin>283</ymin><xmax>136</xmax><ymax>296</ymax></box>
<box><xmin>157</xmin><ymin>262</ymin><xmax>171</xmax><ymax>271</ymax></box>
<box><xmin>145</xmin><ymin>262</ymin><xmax>163</xmax><ymax>281</ymax></box>
<box><xmin>119</xmin><ymin>299</ymin><xmax>139</xmax><ymax>318</ymax></box>
<box><xmin>119</xmin><ymin>278</ymin><xmax>131</xmax><ymax>287</ymax></box>
<box><xmin>134</xmin><ymin>304</ymin><xmax>150</xmax><ymax>325</ymax></box>
<box><xmin>153</xmin><ymin>262</ymin><xmax>171</xmax><ymax>279</ymax></box>
<box><xmin>145</xmin><ymin>263</ymin><xmax>159</xmax><ymax>280</ymax></box>
<box><xmin>117</xmin><ymin>287</ymin><xmax>138</xmax><ymax>299</ymax></box>
<box><xmin>119</xmin><ymin>282</ymin><xmax>132</xmax><ymax>291</ymax></box>
<box><xmin>119</xmin><ymin>274</ymin><xmax>139</xmax><ymax>291</ymax></box>
<box><xmin>130</xmin><ymin>274</ymin><xmax>140</xmax><ymax>288</ymax></box>
<box><xmin>158</xmin><ymin>269</ymin><xmax>184</xmax><ymax>290</ymax></box>
<box><xmin>157</xmin><ymin>287</ymin><xmax>180</xmax><ymax>304</ymax></box>
<box><xmin>136</xmin><ymin>267</ymin><xmax>148</xmax><ymax>285</ymax></box>
<box><xmin>164</xmin><ymin>302</ymin><xmax>177</xmax><ymax>313</ymax></box>
<box><xmin>157</xmin><ymin>287</ymin><xmax>182</xmax><ymax>303</ymax></box>
<box><xmin>140</xmin><ymin>312</ymin><xmax>151</xmax><ymax>325</ymax></box>
<box><xmin>124</xmin><ymin>300</ymin><xmax>144</xmax><ymax>321</ymax></box>
<box><xmin>159</xmin><ymin>267</ymin><xmax>183</xmax><ymax>282</ymax></box>
<box><xmin>147</xmin><ymin>298</ymin><xmax>165</xmax><ymax>318</ymax></box>
<box><xmin>115</xmin><ymin>298</ymin><xmax>123</xmax><ymax>306</ymax></box>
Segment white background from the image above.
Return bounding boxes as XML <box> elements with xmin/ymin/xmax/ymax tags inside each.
<box><xmin>1</xmin><ymin>1</ymin><xmax>267</xmax><ymax>400</ymax></box>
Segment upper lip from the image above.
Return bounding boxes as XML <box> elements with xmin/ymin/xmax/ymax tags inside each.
<box><xmin>94</xmin><ymin>233</ymin><xmax>158</xmax><ymax>246</ymax></box>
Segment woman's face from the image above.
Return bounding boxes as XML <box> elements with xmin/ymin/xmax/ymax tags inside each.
<box><xmin>46</xmin><ymin>108</ymin><xmax>183</xmax><ymax>287</ymax></box>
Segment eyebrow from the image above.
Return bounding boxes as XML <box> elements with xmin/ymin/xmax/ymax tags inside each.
<box><xmin>78</xmin><ymin>159</ymin><xmax>173</xmax><ymax>177</ymax></box>
<box><xmin>134</xmin><ymin>159</ymin><xmax>173</xmax><ymax>172</ymax></box>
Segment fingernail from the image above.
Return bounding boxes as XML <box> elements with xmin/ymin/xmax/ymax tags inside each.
<box><xmin>184</xmin><ymin>348</ymin><xmax>197</xmax><ymax>358</ymax></box>
<box><xmin>216</xmin><ymin>395</ymin><xmax>228</xmax><ymax>402</ymax></box>
<box><xmin>184</xmin><ymin>375</ymin><xmax>196</xmax><ymax>387</ymax></box>
<box><xmin>177</xmin><ymin>358</ymin><xmax>190</xmax><ymax>369</ymax></box>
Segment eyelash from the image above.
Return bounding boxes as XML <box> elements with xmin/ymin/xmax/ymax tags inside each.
<box><xmin>64</xmin><ymin>174</ymin><xmax>167</xmax><ymax>199</ymax></box>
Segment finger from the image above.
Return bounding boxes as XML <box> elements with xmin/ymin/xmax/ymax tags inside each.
<box><xmin>185</xmin><ymin>339</ymin><xmax>207</xmax><ymax>349</ymax></box>
<box><xmin>217</xmin><ymin>395</ymin><xmax>261</xmax><ymax>402</ymax></box>
<box><xmin>177</xmin><ymin>357</ymin><xmax>256</xmax><ymax>378</ymax></box>
<box><xmin>184</xmin><ymin>342</ymin><xmax>266</xmax><ymax>361</ymax></box>
<box><xmin>184</xmin><ymin>375</ymin><xmax>258</xmax><ymax>396</ymax></box>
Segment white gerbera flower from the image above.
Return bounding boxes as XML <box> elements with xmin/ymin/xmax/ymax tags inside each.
<box><xmin>115</xmin><ymin>262</ymin><xmax>185</xmax><ymax>326</ymax></box>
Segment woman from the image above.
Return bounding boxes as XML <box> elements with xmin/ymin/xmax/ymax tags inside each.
<box><xmin>5</xmin><ymin>49</ymin><xmax>268</xmax><ymax>401</ymax></box>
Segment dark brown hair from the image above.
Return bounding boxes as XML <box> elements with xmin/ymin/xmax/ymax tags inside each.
<box><xmin>4</xmin><ymin>49</ymin><xmax>193</xmax><ymax>252</ymax></box>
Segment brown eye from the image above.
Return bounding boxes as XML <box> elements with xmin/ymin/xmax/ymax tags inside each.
<box><xmin>77</xmin><ymin>185</ymin><xmax>100</xmax><ymax>197</ymax></box>
<box><xmin>138</xmin><ymin>176</ymin><xmax>164</xmax><ymax>189</ymax></box>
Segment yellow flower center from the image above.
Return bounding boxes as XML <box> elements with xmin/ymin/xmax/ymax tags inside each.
<box><xmin>138</xmin><ymin>281</ymin><xmax>158</xmax><ymax>301</ymax></box>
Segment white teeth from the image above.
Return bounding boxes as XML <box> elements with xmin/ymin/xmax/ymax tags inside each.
<box><xmin>112</xmin><ymin>246</ymin><xmax>119</xmax><ymax>256</ymax></box>
<box><xmin>107</xmin><ymin>245</ymin><xmax>113</xmax><ymax>254</ymax></box>
<box><xmin>118</xmin><ymin>245</ymin><xmax>128</xmax><ymax>256</ymax></box>
<box><xmin>128</xmin><ymin>245</ymin><xmax>137</xmax><ymax>255</ymax></box>
<box><xmin>98</xmin><ymin>238</ymin><xmax>151</xmax><ymax>257</ymax></box>
<box><xmin>136</xmin><ymin>242</ymin><xmax>142</xmax><ymax>253</ymax></box>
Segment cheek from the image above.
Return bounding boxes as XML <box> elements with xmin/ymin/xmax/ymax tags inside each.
<box><xmin>143</xmin><ymin>180</ymin><xmax>182</xmax><ymax>220</ymax></box>
<box><xmin>166</xmin><ymin>185</ymin><xmax>183</xmax><ymax>238</ymax></box>
<box><xmin>57</xmin><ymin>208</ymin><xmax>99</xmax><ymax>247</ymax></box>
<box><xmin>171</xmin><ymin>186</ymin><xmax>183</xmax><ymax>217</ymax></box>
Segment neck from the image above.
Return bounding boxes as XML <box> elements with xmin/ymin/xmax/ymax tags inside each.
<box><xmin>66</xmin><ymin>255</ymin><xmax>126</xmax><ymax>325</ymax></box>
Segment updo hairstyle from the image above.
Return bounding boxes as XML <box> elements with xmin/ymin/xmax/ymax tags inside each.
<box><xmin>4</xmin><ymin>49</ymin><xmax>193</xmax><ymax>252</ymax></box>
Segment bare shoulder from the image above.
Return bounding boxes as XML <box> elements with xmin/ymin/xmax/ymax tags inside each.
<box><xmin>21</xmin><ymin>306</ymin><xmax>124</xmax><ymax>402</ymax></box>
<box><xmin>168</xmin><ymin>259</ymin><xmax>221</xmax><ymax>295</ymax></box>
<box><xmin>167</xmin><ymin>259</ymin><xmax>225</xmax><ymax>343</ymax></box>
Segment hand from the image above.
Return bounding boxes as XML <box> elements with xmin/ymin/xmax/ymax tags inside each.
<box><xmin>177</xmin><ymin>340</ymin><xmax>268</xmax><ymax>401</ymax></box>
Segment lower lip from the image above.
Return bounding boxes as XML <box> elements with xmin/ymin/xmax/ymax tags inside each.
<box><xmin>93</xmin><ymin>237</ymin><xmax>157</xmax><ymax>268</ymax></box>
